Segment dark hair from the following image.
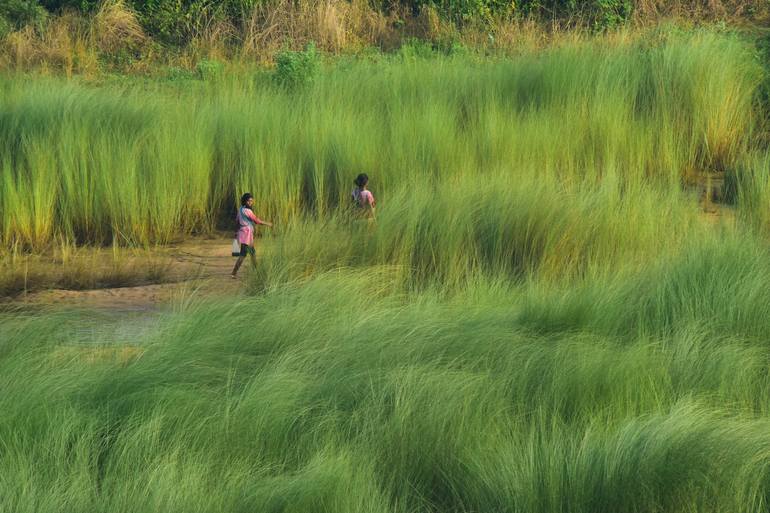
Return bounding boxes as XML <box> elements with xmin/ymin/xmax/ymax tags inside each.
<box><xmin>354</xmin><ymin>173</ymin><xmax>369</xmax><ymax>188</ymax></box>
<box><xmin>240</xmin><ymin>193</ymin><xmax>254</xmax><ymax>206</ymax></box>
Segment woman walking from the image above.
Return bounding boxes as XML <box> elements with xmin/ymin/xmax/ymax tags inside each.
<box><xmin>352</xmin><ymin>173</ymin><xmax>375</xmax><ymax>219</ymax></box>
<box><xmin>232</xmin><ymin>193</ymin><xmax>272</xmax><ymax>278</ymax></box>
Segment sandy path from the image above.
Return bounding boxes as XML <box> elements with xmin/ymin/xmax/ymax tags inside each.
<box><xmin>11</xmin><ymin>237</ymin><xmax>253</xmax><ymax>311</ymax></box>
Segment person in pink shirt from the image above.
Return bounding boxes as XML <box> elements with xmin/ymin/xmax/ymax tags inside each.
<box><xmin>232</xmin><ymin>192</ymin><xmax>273</xmax><ymax>278</ymax></box>
<box><xmin>352</xmin><ymin>173</ymin><xmax>375</xmax><ymax>219</ymax></box>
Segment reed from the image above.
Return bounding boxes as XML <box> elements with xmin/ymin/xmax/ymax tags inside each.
<box><xmin>0</xmin><ymin>28</ymin><xmax>761</xmax><ymax>256</ymax></box>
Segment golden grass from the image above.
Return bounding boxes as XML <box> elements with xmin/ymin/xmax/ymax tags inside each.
<box><xmin>0</xmin><ymin>0</ymin><xmax>766</xmax><ymax>74</ymax></box>
<box><xmin>634</xmin><ymin>0</ymin><xmax>770</xmax><ymax>24</ymax></box>
<box><xmin>241</xmin><ymin>0</ymin><xmax>390</xmax><ymax>60</ymax></box>
<box><xmin>0</xmin><ymin>243</ymin><xmax>173</xmax><ymax>297</ymax></box>
<box><xmin>0</xmin><ymin>0</ymin><xmax>145</xmax><ymax>75</ymax></box>
<box><xmin>2</xmin><ymin>20</ymin><xmax>88</xmax><ymax>75</ymax></box>
<box><xmin>92</xmin><ymin>0</ymin><xmax>146</xmax><ymax>54</ymax></box>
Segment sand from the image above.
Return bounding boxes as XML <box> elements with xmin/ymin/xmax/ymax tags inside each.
<box><xmin>7</xmin><ymin>236</ymin><xmax>254</xmax><ymax>311</ymax></box>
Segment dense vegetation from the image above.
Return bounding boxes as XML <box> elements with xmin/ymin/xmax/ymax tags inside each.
<box><xmin>0</xmin><ymin>0</ymin><xmax>767</xmax><ymax>76</ymax></box>
<box><xmin>5</xmin><ymin>23</ymin><xmax>770</xmax><ymax>512</ymax></box>
<box><xmin>2</xmin><ymin>0</ymin><xmax>761</xmax><ymax>43</ymax></box>
<box><xmin>5</xmin><ymin>236</ymin><xmax>770</xmax><ymax>511</ymax></box>
<box><xmin>1</xmin><ymin>29</ymin><xmax>765</xmax><ymax>253</ymax></box>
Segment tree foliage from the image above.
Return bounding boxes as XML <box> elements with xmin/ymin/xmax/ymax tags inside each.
<box><xmin>13</xmin><ymin>0</ymin><xmax>634</xmax><ymax>43</ymax></box>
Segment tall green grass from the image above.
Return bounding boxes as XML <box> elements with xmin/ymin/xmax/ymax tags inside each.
<box><xmin>0</xmin><ymin>28</ymin><xmax>762</xmax><ymax>251</ymax></box>
<box><xmin>5</xmin><ymin>26</ymin><xmax>770</xmax><ymax>510</ymax></box>
<box><xmin>252</xmin><ymin>175</ymin><xmax>707</xmax><ymax>290</ymax></box>
<box><xmin>4</xmin><ymin>236</ymin><xmax>770</xmax><ymax>511</ymax></box>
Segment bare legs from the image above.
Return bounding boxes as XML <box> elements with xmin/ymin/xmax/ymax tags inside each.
<box><xmin>231</xmin><ymin>256</ymin><xmax>245</xmax><ymax>277</ymax></box>
<box><xmin>231</xmin><ymin>249</ymin><xmax>257</xmax><ymax>277</ymax></box>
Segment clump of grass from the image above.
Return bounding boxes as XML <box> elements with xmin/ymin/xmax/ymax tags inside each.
<box><xmin>241</xmin><ymin>0</ymin><xmax>391</xmax><ymax>58</ymax></box>
<box><xmin>92</xmin><ymin>0</ymin><xmax>146</xmax><ymax>56</ymax></box>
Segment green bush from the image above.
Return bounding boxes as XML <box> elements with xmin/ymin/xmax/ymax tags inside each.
<box><xmin>165</xmin><ymin>65</ymin><xmax>195</xmax><ymax>80</ymax></box>
<box><xmin>591</xmin><ymin>0</ymin><xmax>632</xmax><ymax>29</ymax></box>
<box><xmin>129</xmin><ymin>0</ymin><xmax>260</xmax><ymax>43</ymax></box>
<box><xmin>398</xmin><ymin>0</ymin><xmax>630</xmax><ymax>26</ymax></box>
<box><xmin>517</xmin><ymin>0</ymin><xmax>632</xmax><ymax>28</ymax></box>
<box><xmin>133</xmin><ymin>0</ymin><xmax>215</xmax><ymax>44</ymax></box>
<box><xmin>273</xmin><ymin>43</ymin><xmax>320</xmax><ymax>90</ymax></box>
<box><xmin>399</xmin><ymin>38</ymin><xmax>471</xmax><ymax>58</ymax></box>
<box><xmin>39</xmin><ymin>0</ymin><xmax>99</xmax><ymax>13</ymax></box>
<box><xmin>397</xmin><ymin>38</ymin><xmax>436</xmax><ymax>59</ymax></box>
<box><xmin>196</xmin><ymin>59</ymin><xmax>223</xmax><ymax>80</ymax></box>
<box><xmin>0</xmin><ymin>0</ymin><xmax>46</xmax><ymax>35</ymax></box>
<box><xmin>406</xmin><ymin>0</ymin><xmax>514</xmax><ymax>23</ymax></box>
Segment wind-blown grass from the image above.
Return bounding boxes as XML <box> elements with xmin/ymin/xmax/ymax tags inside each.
<box><xmin>3</xmin><ymin>26</ymin><xmax>770</xmax><ymax>511</ymax></box>
<box><xmin>4</xmin><ymin>237</ymin><xmax>770</xmax><ymax>511</ymax></box>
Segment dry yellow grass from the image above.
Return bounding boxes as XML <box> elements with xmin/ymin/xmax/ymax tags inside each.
<box><xmin>1</xmin><ymin>0</ymin><xmax>144</xmax><ymax>75</ymax></box>
<box><xmin>0</xmin><ymin>0</ymin><xmax>766</xmax><ymax>74</ymax></box>
<box><xmin>241</xmin><ymin>0</ymin><xmax>390</xmax><ymax>59</ymax></box>
<box><xmin>634</xmin><ymin>0</ymin><xmax>770</xmax><ymax>23</ymax></box>
<box><xmin>92</xmin><ymin>0</ymin><xmax>146</xmax><ymax>54</ymax></box>
<box><xmin>2</xmin><ymin>11</ymin><xmax>95</xmax><ymax>75</ymax></box>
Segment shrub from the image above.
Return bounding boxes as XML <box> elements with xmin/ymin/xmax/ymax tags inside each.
<box><xmin>165</xmin><ymin>65</ymin><xmax>195</xmax><ymax>80</ymax></box>
<box><xmin>516</xmin><ymin>0</ymin><xmax>632</xmax><ymax>28</ymax></box>
<box><xmin>404</xmin><ymin>0</ymin><xmax>630</xmax><ymax>27</ymax></box>
<box><xmin>39</xmin><ymin>0</ymin><xmax>99</xmax><ymax>13</ymax></box>
<box><xmin>196</xmin><ymin>58</ymin><xmax>223</xmax><ymax>79</ymax></box>
<box><xmin>0</xmin><ymin>0</ymin><xmax>47</xmax><ymax>35</ymax></box>
<box><xmin>397</xmin><ymin>37</ymin><xmax>436</xmax><ymax>59</ymax></box>
<box><xmin>129</xmin><ymin>0</ymin><xmax>259</xmax><ymax>44</ymax></box>
<box><xmin>273</xmin><ymin>42</ymin><xmax>320</xmax><ymax>89</ymax></box>
<box><xmin>591</xmin><ymin>0</ymin><xmax>632</xmax><ymax>29</ymax></box>
<box><xmin>406</xmin><ymin>0</ymin><xmax>514</xmax><ymax>23</ymax></box>
<box><xmin>131</xmin><ymin>0</ymin><xmax>217</xmax><ymax>44</ymax></box>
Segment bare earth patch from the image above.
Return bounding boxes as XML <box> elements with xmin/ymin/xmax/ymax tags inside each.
<box><xmin>3</xmin><ymin>236</ymin><xmax>261</xmax><ymax>311</ymax></box>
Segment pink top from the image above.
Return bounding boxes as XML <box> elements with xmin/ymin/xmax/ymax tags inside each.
<box><xmin>236</xmin><ymin>207</ymin><xmax>265</xmax><ymax>245</ymax></box>
<box><xmin>352</xmin><ymin>188</ymin><xmax>374</xmax><ymax>208</ymax></box>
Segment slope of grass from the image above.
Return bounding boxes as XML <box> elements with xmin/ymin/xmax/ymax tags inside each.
<box><xmin>4</xmin><ymin>236</ymin><xmax>770</xmax><ymax>511</ymax></box>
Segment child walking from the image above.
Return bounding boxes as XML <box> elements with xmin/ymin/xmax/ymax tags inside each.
<box><xmin>232</xmin><ymin>193</ymin><xmax>273</xmax><ymax>278</ymax></box>
<box><xmin>352</xmin><ymin>173</ymin><xmax>375</xmax><ymax>219</ymax></box>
